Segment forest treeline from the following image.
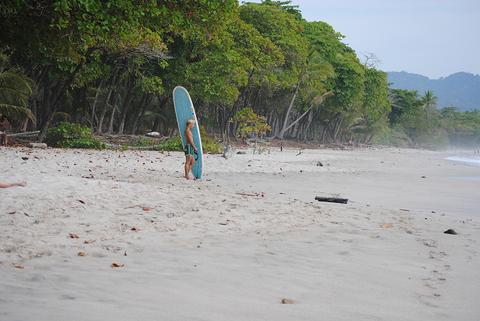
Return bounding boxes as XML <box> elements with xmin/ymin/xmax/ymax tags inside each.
<box><xmin>1</xmin><ymin>0</ymin><xmax>479</xmax><ymax>147</ymax></box>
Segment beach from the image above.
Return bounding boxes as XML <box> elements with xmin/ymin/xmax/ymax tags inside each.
<box><xmin>1</xmin><ymin>146</ymin><xmax>479</xmax><ymax>321</ymax></box>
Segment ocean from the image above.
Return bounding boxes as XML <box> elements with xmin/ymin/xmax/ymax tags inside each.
<box><xmin>446</xmin><ymin>155</ymin><xmax>480</xmax><ymax>166</ymax></box>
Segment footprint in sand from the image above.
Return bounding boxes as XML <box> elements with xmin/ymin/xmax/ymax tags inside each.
<box><xmin>429</xmin><ymin>250</ymin><xmax>447</xmax><ymax>261</ymax></box>
<box><xmin>422</xmin><ymin>239</ymin><xmax>438</xmax><ymax>248</ymax></box>
<box><xmin>417</xmin><ymin>294</ymin><xmax>440</xmax><ymax>308</ymax></box>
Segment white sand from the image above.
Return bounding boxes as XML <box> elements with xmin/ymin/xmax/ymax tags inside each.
<box><xmin>0</xmin><ymin>146</ymin><xmax>479</xmax><ymax>321</ymax></box>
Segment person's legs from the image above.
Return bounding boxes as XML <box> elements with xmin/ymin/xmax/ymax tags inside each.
<box><xmin>190</xmin><ymin>157</ymin><xmax>195</xmax><ymax>178</ymax></box>
<box><xmin>0</xmin><ymin>181</ymin><xmax>26</xmax><ymax>188</ymax></box>
<box><xmin>184</xmin><ymin>156</ymin><xmax>190</xmax><ymax>179</ymax></box>
<box><xmin>185</xmin><ymin>155</ymin><xmax>195</xmax><ymax>179</ymax></box>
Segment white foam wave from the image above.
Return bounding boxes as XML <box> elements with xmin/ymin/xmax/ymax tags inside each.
<box><xmin>446</xmin><ymin>156</ymin><xmax>480</xmax><ymax>165</ymax></box>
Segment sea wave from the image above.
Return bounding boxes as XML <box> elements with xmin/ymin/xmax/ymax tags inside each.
<box><xmin>446</xmin><ymin>156</ymin><xmax>480</xmax><ymax>165</ymax></box>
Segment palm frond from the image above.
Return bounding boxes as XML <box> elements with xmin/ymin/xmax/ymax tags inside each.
<box><xmin>0</xmin><ymin>70</ymin><xmax>34</xmax><ymax>95</ymax></box>
<box><xmin>0</xmin><ymin>103</ymin><xmax>36</xmax><ymax>123</ymax></box>
<box><xmin>52</xmin><ymin>112</ymin><xmax>71</xmax><ymax>122</ymax></box>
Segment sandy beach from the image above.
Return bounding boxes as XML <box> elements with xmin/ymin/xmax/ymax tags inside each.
<box><xmin>1</xmin><ymin>146</ymin><xmax>479</xmax><ymax>321</ymax></box>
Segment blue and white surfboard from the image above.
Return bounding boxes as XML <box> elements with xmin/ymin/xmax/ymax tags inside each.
<box><xmin>173</xmin><ymin>86</ymin><xmax>203</xmax><ymax>179</ymax></box>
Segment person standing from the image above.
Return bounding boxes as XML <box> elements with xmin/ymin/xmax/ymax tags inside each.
<box><xmin>184</xmin><ymin>119</ymin><xmax>198</xmax><ymax>179</ymax></box>
<box><xmin>0</xmin><ymin>115</ymin><xmax>11</xmax><ymax>146</ymax></box>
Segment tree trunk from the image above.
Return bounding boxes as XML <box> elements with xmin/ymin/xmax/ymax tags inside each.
<box><xmin>303</xmin><ymin>109</ymin><xmax>314</xmax><ymax>141</ymax></box>
<box><xmin>117</xmin><ymin>78</ymin><xmax>135</xmax><ymax>134</ymax></box>
<box><xmin>38</xmin><ymin>51</ymin><xmax>92</xmax><ymax>142</ymax></box>
<box><xmin>96</xmin><ymin>73</ymin><xmax>117</xmax><ymax>135</ymax></box>
<box><xmin>90</xmin><ymin>80</ymin><xmax>104</xmax><ymax>130</ymax></box>
<box><xmin>132</xmin><ymin>95</ymin><xmax>151</xmax><ymax>134</ymax></box>
<box><xmin>281</xmin><ymin>91</ymin><xmax>333</xmax><ymax>138</ymax></box>
<box><xmin>278</xmin><ymin>82</ymin><xmax>300</xmax><ymax>140</ymax></box>
<box><xmin>107</xmin><ymin>105</ymin><xmax>116</xmax><ymax>134</ymax></box>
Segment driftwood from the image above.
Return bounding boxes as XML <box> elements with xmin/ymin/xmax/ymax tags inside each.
<box><xmin>315</xmin><ymin>196</ymin><xmax>348</xmax><ymax>204</ymax></box>
<box><xmin>28</xmin><ymin>143</ymin><xmax>47</xmax><ymax>149</ymax></box>
<box><xmin>7</xmin><ymin>131</ymin><xmax>40</xmax><ymax>138</ymax></box>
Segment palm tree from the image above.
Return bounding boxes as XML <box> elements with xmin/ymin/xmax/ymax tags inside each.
<box><xmin>421</xmin><ymin>90</ymin><xmax>437</xmax><ymax>110</ymax></box>
<box><xmin>0</xmin><ymin>53</ymin><xmax>36</xmax><ymax>123</ymax></box>
<box><xmin>278</xmin><ymin>51</ymin><xmax>334</xmax><ymax>139</ymax></box>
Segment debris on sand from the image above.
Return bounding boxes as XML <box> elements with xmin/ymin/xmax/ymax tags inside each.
<box><xmin>111</xmin><ymin>262</ymin><xmax>125</xmax><ymax>268</ymax></box>
<box><xmin>28</xmin><ymin>143</ymin><xmax>48</xmax><ymax>149</ymax></box>
<box><xmin>380</xmin><ymin>223</ymin><xmax>394</xmax><ymax>228</ymax></box>
<box><xmin>444</xmin><ymin>229</ymin><xmax>457</xmax><ymax>235</ymax></box>
<box><xmin>236</xmin><ymin>192</ymin><xmax>265</xmax><ymax>198</ymax></box>
<box><xmin>315</xmin><ymin>196</ymin><xmax>348</xmax><ymax>204</ymax></box>
<box><xmin>145</xmin><ymin>131</ymin><xmax>161</xmax><ymax>137</ymax></box>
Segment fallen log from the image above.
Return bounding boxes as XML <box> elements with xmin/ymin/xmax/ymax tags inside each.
<box><xmin>7</xmin><ymin>131</ymin><xmax>40</xmax><ymax>138</ymax></box>
<box><xmin>28</xmin><ymin>143</ymin><xmax>47</xmax><ymax>149</ymax></box>
<box><xmin>315</xmin><ymin>196</ymin><xmax>348</xmax><ymax>204</ymax></box>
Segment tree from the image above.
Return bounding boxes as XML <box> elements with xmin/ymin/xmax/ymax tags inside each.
<box><xmin>353</xmin><ymin>67</ymin><xmax>390</xmax><ymax>142</ymax></box>
<box><xmin>0</xmin><ymin>53</ymin><xmax>35</xmax><ymax>124</ymax></box>
<box><xmin>232</xmin><ymin>107</ymin><xmax>271</xmax><ymax>141</ymax></box>
<box><xmin>421</xmin><ymin>90</ymin><xmax>437</xmax><ymax>110</ymax></box>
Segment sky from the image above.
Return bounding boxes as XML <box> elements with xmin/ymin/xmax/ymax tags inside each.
<box><xmin>245</xmin><ymin>0</ymin><xmax>480</xmax><ymax>78</ymax></box>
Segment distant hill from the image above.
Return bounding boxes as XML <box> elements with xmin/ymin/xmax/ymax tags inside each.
<box><xmin>387</xmin><ymin>71</ymin><xmax>480</xmax><ymax>111</ymax></box>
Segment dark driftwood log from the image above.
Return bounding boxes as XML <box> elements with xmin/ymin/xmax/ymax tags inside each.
<box><xmin>315</xmin><ymin>196</ymin><xmax>348</xmax><ymax>204</ymax></box>
<box><xmin>7</xmin><ymin>131</ymin><xmax>40</xmax><ymax>137</ymax></box>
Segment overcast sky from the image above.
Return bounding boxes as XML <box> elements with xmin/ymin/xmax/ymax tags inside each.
<box><xmin>245</xmin><ymin>0</ymin><xmax>480</xmax><ymax>78</ymax></box>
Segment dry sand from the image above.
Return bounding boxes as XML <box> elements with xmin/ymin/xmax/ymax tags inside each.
<box><xmin>0</xmin><ymin>146</ymin><xmax>479</xmax><ymax>321</ymax></box>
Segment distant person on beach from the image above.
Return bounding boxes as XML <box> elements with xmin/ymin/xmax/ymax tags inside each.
<box><xmin>184</xmin><ymin>119</ymin><xmax>198</xmax><ymax>179</ymax></box>
<box><xmin>0</xmin><ymin>181</ymin><xmax>26</xmax><ymax>188</ymax></box>
<box><xmin>0</xmin><ymin>115</ymin><xmax>11</xmax><ymax>146</ymax></box>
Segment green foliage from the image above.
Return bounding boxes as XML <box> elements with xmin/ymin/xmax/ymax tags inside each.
<box><xmin>46</xmin><ymin>122</ymin><xmax>105</xmax><ymax>149</ymax></box>
<box><xmin>134</xmin><ymin>136</ymin><xmax>156</xmax><ymax>147</ymax></box>
<box><xmin>2</xmin><ymin>0</ymin><xmax>478</xmax><ymax>148</ymax></box>
<box><xmin>439</xmin><ymin>108</ymin><xmax>480</xmax><ymax>146</ymax></box>
<box><xmin>232</xmin><ymin>107</ymin><xmax>271</xmax><ymax>140</ymax></box>
<box><xmin>239</xmin><ymin>2</ymin><xmax>308</xmax><ymax>89</ymax></box>
<box><xmin>372</xmin><ymin>126</ymin><xmax>412</xmax><ymax>147</ymax></box>
<box><xmin>386</xmin><ymin>89</ymin><xmax>480</xmax><ymax>148</ymax></box>
<box><xmin>156</xmin><ymin>129</ymin><xmax>222</xmax><ymax>154</ymax></box>
<box><xmin>355</xmin><ymin>68</ymin><xmax>391</xmax><ymax>136</ymax></box>
<box><xmin>199</xmin><ymin>127</ymin><xmax>223</xmax><ymax>154</ymax></box>
<box><xmin>157</xmin><ymin>136</ymin><xmax>183</xmax><ymax>151</ymax></box>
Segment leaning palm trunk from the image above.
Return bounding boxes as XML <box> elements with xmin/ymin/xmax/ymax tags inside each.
<box><xmin>278</xmin><ymin>82</ymin><xmax>300</xmax><ymax>140</ymax></box>
<box><xmin>280</xmin><ymin>91</ymin><xmax>333</xmax><ymax>139</ymax></box>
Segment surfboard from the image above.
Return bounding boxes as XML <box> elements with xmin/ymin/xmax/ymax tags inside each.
<box><xmin>173</xmin><ymin>86</ymin><xmax>203</xmax><ymax>179</ymax></box>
